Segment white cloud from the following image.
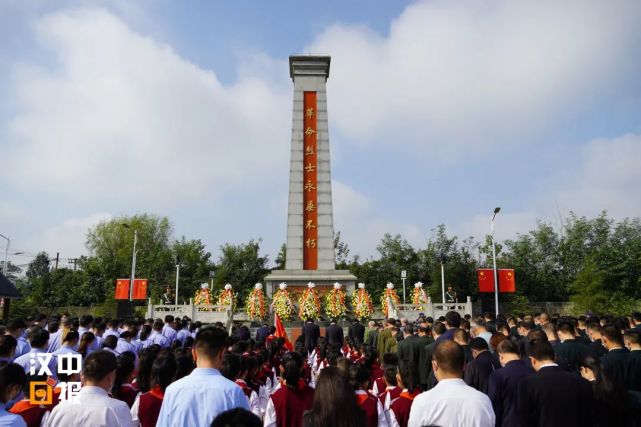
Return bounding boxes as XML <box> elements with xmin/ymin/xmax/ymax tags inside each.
<box><xmin>35</xmin><ymin>212</ymin><xmax>112</xmax><ymax>258</ymax></box>
<box><xmin>1</xmin><ymin>8</ymin><xmax>291</xmax><ymax>209</ymax></box>
<box><xmin>309</xmin><ymin>0</ymin><xmax>641</xmax><ymax>159</ymax></box>
<box><xmin>555</xmin><ymin>133</ymin><xmax>641</xmax><ymax>218</ymax></box>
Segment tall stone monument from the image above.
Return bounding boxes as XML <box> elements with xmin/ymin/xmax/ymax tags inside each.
<box><xmin>265</xmin><ymin>56</ymin><xmax>356</xmax><ymax>301</ymax></box>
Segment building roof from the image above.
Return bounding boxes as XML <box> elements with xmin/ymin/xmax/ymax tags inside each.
<box><xmin>0</xmin><ymin>272</ymin><xmax>21</xmax><ymax>299</ymax></box>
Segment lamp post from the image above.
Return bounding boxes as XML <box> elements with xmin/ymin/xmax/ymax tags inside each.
<box><xmin>0</xmin><ymin>234</ymin><xmax>9</xmax><ymax>276</ymax></box>
<box><xmin>175</xmin><ymin>255</ymin><xmax>181</xmax><ymax>306</ymax></box>
<box><xmin>491</xmin><ymin>207</ymin><xmax>501</xmax><ymax>318</ymax></box>
<box><xmin>437</xmin><ymin>252</ymin><xmax>448</xmax><ymax>306</ymax></box>
<box><xmin>121</xmin><ymin>224</ymin><xmax>138</xmax><ymax>302</ymax></box>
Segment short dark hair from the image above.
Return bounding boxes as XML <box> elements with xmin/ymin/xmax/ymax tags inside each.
<box><xmin>602</xmin><ymin>325</ymin><xmax>624</xmax><ymax>346</ymax></box>
<box><xmin>469</xmin><ymin>337</ymin><xmax>489</xmax><ymax>352</ymax></box>
<box><xmin>0</xmin><ymin>363</ymin><xmax>27</xmax><ymax>402</ymax></box>
<box><xmin>63</xmin><ymin>331</ymin><xmax>79</xmax><ymax>343</ymax></box>
<box><xmin>497</xmin><ymin>338</ymin><xmax>521</xmax><ymax>355</ymax></box>
<box><xmin>382</xmin><ymin>352</ymin><xmax>399</xmax><ymax>368</ymax></box>
<box><xmin>0</xmin><ymin>335</ymin><xmax>17</xmax><ymax>357</ymax></box>
<box><xmin>6</xmin><ymin>319</ymin><xmax>26</xmax><ymax>333</ymax></box>
<box><xmin>624</xmin><ymin>329</ymin><xmax>640</xmax><ymax>345</ymax></box>
<box><xmin>556</xmin><ymin>321</ymin><xmax>576</xmax><ymax>336</ymax></box>
<box><xmin>220</xmin><ymin>353</ymin><xmax>241</xmax><ymax>381</ymax></box>
<box><xmin>211</xmin><ymin>408</ymin><xmax>262</xmax><ymax>427</ymax></box>
<box><xmin>27</xmin><ymin>326</ymin><xmax>49</xmax><ymax>348</ymax></box>
<box><xmin>403</xmin><ymin>325</ymin><xmax>414</xmax><ymax>335</ymax></box>
<box><xmin>79</xmin><ymin>315</ymin><xmax>93</xmax><ymax>328</ymax></box>
<box><xmin>83</xmin><ymin>350</ymin><xmax>117</xmax><ymax>382</ymax></box>
<box><xmin>164</xmin><ymin>315</ymin><xmax>174</xmax><ymax>324</ymax></box>
<box><xmin>194</xmin><ymin>326</ymin><xmax>228</xmax><ymax>360</ymax></box>
<box><xmin>453</xmin><ymin>328</ymin><xmax>469</xmax><ymax>344</ymax></box>
<box><xmin>433</xmin><ymin>341</ymin><xmax>464</xmax><ymax>375</ymax></box>
<box><xmin>432</xmin><ymin>322</ymin><xmax>446</xmax><ymax>336</ymax></box>
<box><xmin>519</xmin><ymin>320</ymin><xmax>535</xmax><ymax>331</ymax></box>
<box><xmin>384</xmin><ymin>366</ymin><xmax>398</xmax><ymax>386</ymax></box>
<box><xmin>527</xmin><ymin>340</ymin><xmax>555</xmax><ymax>362</ymax></box>
<box><xmin>445</xmin><ymin>311</ymin><xmax>461</xmax><ymax>328</ymax></box>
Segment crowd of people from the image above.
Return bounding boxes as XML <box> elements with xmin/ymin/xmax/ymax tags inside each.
<box><xmin>0</xmin><ymin>310</ymin><xmax>639</xmax><ymax>426</ymax></box>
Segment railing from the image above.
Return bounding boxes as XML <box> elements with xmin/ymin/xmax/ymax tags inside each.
<box><xmin>147</xmin><ymin>301</ymin><xmax>233</xmax><ymax>331</ymax></box>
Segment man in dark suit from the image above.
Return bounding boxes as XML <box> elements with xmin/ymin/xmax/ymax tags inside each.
<box><xmin>348</xmin><ymin>319</ymin><xmax>365</xmax><ymax>347</ymax></box>
<box><xmin>424</xmin><ymin>322</ymin><xmax>446</xmax><ymax>390</ymax></box>
<box><xmin>325</xmin><ymin>320</ymin><xmax>344</xmax><ymax>348</ymax></box>
<box><xmin>397</xmin><ymin>325</ymin><xmax>421</xmax><ymax>366</ymax></box>
<box><xmin>586</xmin><ymin>323</ymin><xmax>608</xmax><ymax>358</ymax></box>
<box><xmin>301</xmin><ymin>318</ymin><xmax>320</xmax><ymax>353</ymax></box>
<box><xmin>256</xmin><ymin>323</ymin><xmax>270</xmax><ymax>342</ymax></box>
<box><xmin>624</xmin><ymin>329</ymin><xmax>641</xmax><ymax>392</ymax></box>
<box><xmin>517</xmin><ymin>340</ymin><xmax>594</xmax><ymax>427</ymax></box>
<box><xmin>601</xmin><ymin>325</ymin><xmax>629</xmax><ymax>389</ymax></box>
<box><xmin>365</xmin><ymin>321</ymin><xmax>379</xmax><ymax>349</ymax></box>
<box><xmin>464</xmin><ymin>337</ymin><xmax>501</xmax><ymax>393</ymax></box>
<box><xmin>487</xmin><ymin>338</ymin><xmax>533</xmax><ymax>427</ymax></box>
<box><xmin>553</xmin><ymin>320</ymin><xmax>595</xmax><ymax>373</ymax></box>
<box><xmin>453</xmin><ymin>328</ymin><xmax>473</xmax><ymax>365</ymax></box>
<box><xmin>417</xmin><ymin>325</ymin><xmax>434</xmax><ymax>390</ymax></box>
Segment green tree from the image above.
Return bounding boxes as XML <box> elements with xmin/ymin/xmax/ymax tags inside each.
<box><xmin>86</xmin><ymin>214</ymin><xmax>174</xmax><ymax>301</ymax></box>
<box><xmin>570</xmin><ymin>257</ymin><xmax>608</xmax><ymax>314</ymax></box>
<box><xmin>274</xmin><ymin>244</ymin><xmax>287</xmax><ymax>270</ymax></box>
<box><xmin>213</xmin><ymin>239</ymin><xmax>269</xmax><ymax>303</ymax></box>
<box><xmin>334</xmin><ymin>231</ymin><xmax>351</xmax><ymax>269</ymax></box>
<box><xmin>171</xmin><ymin>237</ymin><xmax>214</xmax><ymax>303</ymax></box>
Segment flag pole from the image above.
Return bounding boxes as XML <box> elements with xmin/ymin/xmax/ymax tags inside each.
<box><xmin>491</xmin><ymin>207</ymin><xmax>501</xmax><ymax>318</ymax></box>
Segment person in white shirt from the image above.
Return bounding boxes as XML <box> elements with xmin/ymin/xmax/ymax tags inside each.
<box><xmin>45</xmin><ymin>350</ymin><xmax>134</xmax><ymax>427</ymax></box>
<box><xmin>104</xmin><ymin>319</ymin><xmax>121</xmax><ymax>340</ymax></box>
<box><xmin>175</xmin><ymin>320</ymin><xmax>191</xmax><ymax>345</ymax></box>
<box><xmin>13</xmin><ymin>327</ymin><xmax>57</xmax><ymax>379</ymax></box>
<box><xmin>408</xmin><ymin>340</ymin><xmax>495</xmax><ymax>427</ymax></box>
<box><xmin>148</xmin><ymin>320</ymin><xmax>170</xmax><ymax>348</ymax></box>
<box><xmin>0</xmin><ymin>363</ymin><xmax>27</xmax><ymax>427</ymax></box>
<box><xmin>161</xmin><ymin>316</ymin><xmax>177</xmax><ymax>344</ymax></box>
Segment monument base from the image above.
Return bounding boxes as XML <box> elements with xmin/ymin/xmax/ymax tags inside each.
<box><xmin>264</xmin><ymin>269</ymin><xmax>357</xmax><ymax>298</ymax></box>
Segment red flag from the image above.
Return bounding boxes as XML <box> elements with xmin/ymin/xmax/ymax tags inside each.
<box><xmin>115</xmin><ymin>279</ymin><xmax>130</xmax><ymax>300</ymax></box>
<box><xmin>274</xmin><ymin>313</ymin><xmax>293</xmax><ymax>351</ymax></box>
<box><xmin>499</xmin><ymin>269</ymin><xmax>516</xmax><ymax>293</ymax></box>
<box><xmin>477</xmin><ymin>269</ymin><xmax>495</xmax><ymax>293</ymax></box>
<box><xmin>133</xmin><ymin>279</ymin><xmax>148</xmax><ymax>300</ymax></box>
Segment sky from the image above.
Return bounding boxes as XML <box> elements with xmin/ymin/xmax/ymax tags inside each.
<box><xmin>1</xmin><ymin>0</ymin><xmax>641</xmax><ymax>269</ymax></box>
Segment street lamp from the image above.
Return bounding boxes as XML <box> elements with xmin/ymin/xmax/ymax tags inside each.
<box><xmin>491</xmin><ymin>207</ymin><xmax>501</xmax><ymax>318</ymax></box>
<box><xmin>121</xmin><ymin>224</ymin><xmax>138</xmax><ymax>302</ymax></box>
<box><xmin>437</xmin><ymin>252</ymin><xmax>448</xmax><ymax>306</ymax></box>
<box><xmin>0</xmin><ymin>234</ymin><xmax>9</xmax><ymax>276</ymax></box>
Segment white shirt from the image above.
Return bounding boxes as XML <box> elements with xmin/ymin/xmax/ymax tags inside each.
<box><xmin>408</xmin><ymin>378</ymin><xmax>495</xmax><ymax>427</ymax></box>
<box><xmin>45</xmin><ymin>385</ymin><xmax>133</xmax><ymax>427</ymax></box>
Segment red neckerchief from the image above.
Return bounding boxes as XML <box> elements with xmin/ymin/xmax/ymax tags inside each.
<box><xmin>399</xmin><ymin>389</ymin><xmax>421</xmax><ymax>401</ymax></box>
<box><xmin>148</xmin><ymin>385</ymin><xmax>164</xmax><ymax>400</ymax></box>
<box><xmin>355</xmin><ymin>390</ymin><xmax>373</xmax><ymax>405</ymax></box>
<box><xmin>9</xmin><ymin>400</ymin><xmax>45</xmax><ymax>413</ymax></box>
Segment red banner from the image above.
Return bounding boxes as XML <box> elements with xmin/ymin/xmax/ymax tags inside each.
<box><xmin>477</xmin><ymin>269</ymin><xmax>494</xmax><ymax>292</ymax></box>
<box><xmin>499</xmin><ymin>269</ymin><xmax>516</xmax><ymax>293</ymax></box>
<box><xmin>303</xmin><ymin>91</ymin><xmax>318</xmax><ymax>270</ymax></box>
<box><xmin>478</xmin><ymin>269</ymin><xmax>517</xmax><ymax>293</ymax></box>
<box><xmin>133</xmin><ymin>279</ymin><xmax>148</xmax><ymax>300</ymax></box>
<box><xmin>115</xmin><ymin>279</ymin><xmax>130</xmax><ymax>300</ymax></box>
<box><xmin>274</xmin><ymin>313</ymin><xmax>293</xmax><ymax>351</ymax></box>
<box><xmin>115</xmin><ymin>279</ymin><xmax>148</xmax><ymax>300</ymax></box>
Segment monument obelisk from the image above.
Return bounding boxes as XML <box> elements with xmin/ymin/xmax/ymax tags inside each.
<box><xmin>265</xmin><ymin>55</ymin><xmax>356</xmax><ymax>301</ymax></box>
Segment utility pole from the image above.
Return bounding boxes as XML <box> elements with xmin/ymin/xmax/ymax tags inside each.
<box><xmin>491</xmin><ymin>207</ymin><xmax>501</xmax><ymax>318</ymax></box>
<box><xmin>54</xmin><ymin>252</ymin><xmax>60</xmax><ymax>270</ymax></box>
<box><xmin>0</xmin><ymin>234</ymin><xmax>9</xmax><ymax>275</ymax></box>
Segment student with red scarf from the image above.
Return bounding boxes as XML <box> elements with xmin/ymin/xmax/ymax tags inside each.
<box><xmin>390</xmin><ymin>360</ymin><xmax>421</xmax><ymax>427</ymax></box>
<box><xmin>349</xmin><ymin>364</ymin><xmax>388</xmax><ymax>427</ymax></box>
<box><xmin>264</xmin><ymin>352</ymin><xmax>314</xmax><ymax>427</ymax></box>
<box><xmin>130</xmin><ymin>350</ymin><xmax>176</xmax><ymax>427</ymax></box>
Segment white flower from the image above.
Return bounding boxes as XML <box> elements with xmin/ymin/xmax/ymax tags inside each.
<box><xmin>414</xmin><ymin>282</ymin><xmax>423</xmax><ymax>288</ymax></box>
<box><xmin>307</xmin><ymin>282</ymin><xmax>316</xmax><ymax>289</ymax></box>
<box><xmin>254</xmin><ymin>283</ymin><xmax>263</xmax><ymax>290</ymax></box>
<box><xmin>358</xmin><ymin>283</ymin><xmax>366</xmax><ymax>289</ymax></box>
<box><xmin>387</xmin><ymin>282</ymin><xmax>394</xmax><ymax>290</ymax></box>
<box><xmin>333</xmin><ymin>282</ymin><xmax>341</xmax><ymax>290</ymax></box>
<box><xmin>200</xmin><ymin>283</ymin><xmax>208</xmax><ymax>289</ymax></box>
<box><xmin>279</xmin><ymin>282</ymin><xmax>287</xmax><ymax>290</ymax></box>
<box><xmin>224</xmin><ymin>284</ymin><xmax>232</xmax><ymax>291</ymax></box>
